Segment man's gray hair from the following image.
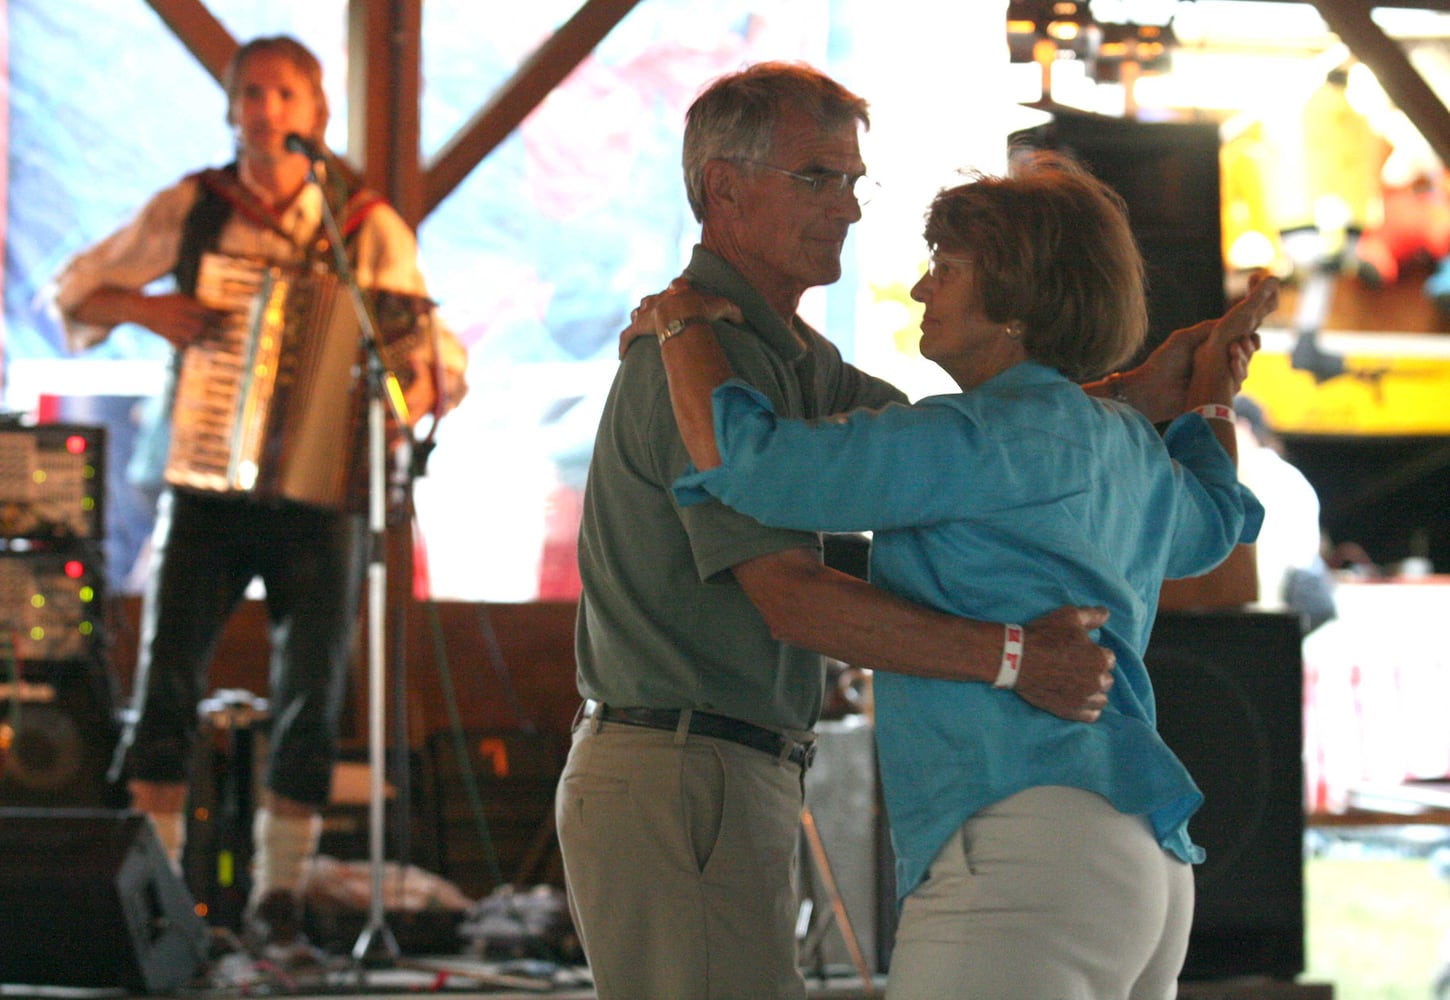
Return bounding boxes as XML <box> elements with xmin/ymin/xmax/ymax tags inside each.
<box><xmin>682</xmin><ymin>62</ymin><xmax>870</xmax><ymax>222</ymax></box>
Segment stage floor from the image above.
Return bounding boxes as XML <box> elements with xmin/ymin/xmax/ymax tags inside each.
<box><xmin>0</xmin><ymin>948</ymin><xmax>1335</xmax><ymax>1000</ymax></box>
<box><xmin>0</xmin><ymin>960</ymin><xmax>886</xmax><ymax>1000</ymax></box>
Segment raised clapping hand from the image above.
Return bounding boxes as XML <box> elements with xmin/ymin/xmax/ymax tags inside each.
<box><xmin>1190</xmin><ymin>272</ymin><xmax>1281</xmax><ymax>405</ymax></box>
<box><xmin>1123</xmin><ymin>273</ymin><xmax>1281</xmax><ymax>423</ymax></box>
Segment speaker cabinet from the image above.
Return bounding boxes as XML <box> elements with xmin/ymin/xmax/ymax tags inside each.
<box><xmin>0</xmin><ymin>659</ymin><xmax>126</xmax><ymax>808</ymax></box>
<box><xmin>1146</xmin><ymin>610</ymin><xmax>1305</xmax><ymax>981</ymax></box>
<box><xmin>0</xmin><ymin>808</ymin><xmax>210</xmax><ymax>994</ymax></box>
<box><xmin>1012</xmin><ymin>111</ymin><xmax>1226</xmax><ymax>359</ymax></box>
<box><xmin>426</xmin><ymin>728</ymin><xmax>568</xmax><ymax>898</ymax></box>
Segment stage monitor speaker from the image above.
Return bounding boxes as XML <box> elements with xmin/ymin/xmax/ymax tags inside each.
<box><xmin>0</xmin><ymin>808</ymin><xmax>210</xmax><ymax>994</ymax></box>
<box><xmin>1</xmin><ymin>659</ymin><xmax>126</xmax><ymax>808</ymax></box>
<box><xmin>1146</xmin><ymin>609</ymin><xmax>1305</xmax><ymax>981</ymax></box>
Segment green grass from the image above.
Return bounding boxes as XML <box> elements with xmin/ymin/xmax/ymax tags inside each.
<box><xmin>1305</xmin><ymin>853</ymin><xmax>1450</xmax><ymax>999</ymax></box>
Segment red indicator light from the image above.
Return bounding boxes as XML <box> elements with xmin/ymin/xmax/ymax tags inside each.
<box><xmin>64</xmin><ymin>560</ymin><xmax>85</xmax><ymax>579</ymax></box>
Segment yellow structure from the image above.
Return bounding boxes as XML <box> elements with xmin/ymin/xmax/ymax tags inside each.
<box><xmin>1243</xmin><ymin>334</ymin><xmax>1450</xmax><ymax>435</ymax></box>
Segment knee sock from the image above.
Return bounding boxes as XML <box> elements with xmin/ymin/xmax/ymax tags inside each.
<box><xmin>249</xmin><ymin>807</ymin><xmax>322</xmax><ymax>906</ymax></box>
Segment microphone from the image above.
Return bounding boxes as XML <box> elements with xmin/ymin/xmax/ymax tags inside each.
<box><xmin>284</xmin><ymin>132</ymin><xmax>327</xmax><ymax>162</ymax></box>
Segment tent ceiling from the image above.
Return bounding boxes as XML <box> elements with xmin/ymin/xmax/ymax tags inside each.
<box><xmin>141</xmin><ymin>0</ymin><xmax>1450</xmax><ymax>226</ymax></box>
<box><xmin>144</xmin><ymin>0</ymin><xmax>642</xmax><ymax>226</ymax></box>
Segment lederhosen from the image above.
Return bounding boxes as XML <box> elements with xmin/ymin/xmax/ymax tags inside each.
<box><xmin>113</xmin><ymin>164</ymin><xmax>384</xmax><ymax>807</ymax></box>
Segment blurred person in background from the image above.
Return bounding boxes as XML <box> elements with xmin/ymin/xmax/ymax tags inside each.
<box><xmin>51</xmin><ymin>34</ymin><xmax>466</xmax><ymax>968</ymax></box>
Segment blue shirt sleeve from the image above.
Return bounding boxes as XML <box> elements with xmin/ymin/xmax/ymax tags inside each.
<box><xmin>672</xmin><ymin>379</ymin><xmax>1031</xmax><ymax>532</ymax></box>
<box><xmin>674</xmin><ymin>381</ymin><xmax>1264</xmax><ymax>575</ymax></box>
<box><xmin>1160</xmin><ymin>412</ymin><xmax>1266</xmax><ymax>578</ymax></box>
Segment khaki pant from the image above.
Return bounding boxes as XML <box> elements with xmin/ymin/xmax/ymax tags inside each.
<box><xmin>887</xmin><ymin>786</ymin><xmax>1194</xmax><ymax>1000</ymax></box>
<box><xmin>556</xmin><ymin>716</ymin><xmax>808</xmax><ymax>999</ymax></box>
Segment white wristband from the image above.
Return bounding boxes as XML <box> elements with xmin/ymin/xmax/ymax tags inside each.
<box><xmin>994</xmin><ymin>624</ymin><xmax>1024</xmax><ymax>689</ymax></box>
<box><xmin>1192</xmin><ymin>403</ymin><xmax>1234</xmax><ymax>423</ymax></box>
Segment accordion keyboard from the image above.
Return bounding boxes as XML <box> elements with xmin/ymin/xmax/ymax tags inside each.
<box><xmin>170</xmin><ymin>252</ymin><xmax>270</xmax><ymax>492</ymax></box>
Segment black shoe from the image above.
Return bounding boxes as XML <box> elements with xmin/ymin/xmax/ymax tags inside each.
<box><xmin>243</xmin><ymin>890</ymin><xmax>328</xmax><ymax>976</ymax></box>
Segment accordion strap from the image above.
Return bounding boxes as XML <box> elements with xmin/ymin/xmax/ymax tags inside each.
<box><xmin>195</xmin><ymin>166</ymin><xmax>389</xmax><ymax>261</ymax></box>
<box><xmin>195</xmin><ymin>167</ymin><xmax>298</xmax><ymax>245</ymax></box>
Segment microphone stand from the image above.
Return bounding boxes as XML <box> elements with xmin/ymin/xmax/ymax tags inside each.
<box><xmin>302</xmin><ymin>150</ymin><xmax>407</xmax><ymax>972</ymax></box>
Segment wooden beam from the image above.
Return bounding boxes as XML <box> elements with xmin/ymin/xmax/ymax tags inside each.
<box><xmin>346</xmin><ymin>0</ymin><xmax>387</xmax><ymax>182</ymax></box>
<box><xmin>422</xmin><ymin>0</ymin><xmax>643</xmax><ymax>217</ymax></box>
<box><xmin>347</xmin><ymin>0</ymin><xmax>424</xmax><ymax>225</ymax></box>
<box><xmin>143</xmin><ymin>0</ymin><xmax>620</xmax><ymax>225</ymax></box>
<box><xmin>1311</xmin><ymin>1</ymin><xmax>1450</xmax><ymax>168</ymax></box>
<box><xmin>1262</xmin><ymin>0</ymin><xmax>1450</xmax><ymax>11</ymax></box>
<box><xmin>389</xmin><ymin>1</ymin><xmax>424</xmax><ymax>225</ymax></box>
<box><xmin>143</xmin><ymin>0</ymin><xmax>236</xmax><ymax>84</ymax></box>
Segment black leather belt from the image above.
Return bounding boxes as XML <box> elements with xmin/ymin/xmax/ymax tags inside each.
<box><xmin>584</xmin><ymin>701</ymin><xmax>816</xmax><ymax>770</ymax></box>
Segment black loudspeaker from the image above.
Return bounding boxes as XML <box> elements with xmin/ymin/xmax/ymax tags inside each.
<box><xmin>1</xmin><ymin>659</ymin><xmax>126</xmax><ymax>808</ymax></box>
<box><xmin>1012</xmin><ymin>111</ymin><xmax>1226</xmax><ymax>359</ymax></box>
<box><xmin>427</xmin><ymin>728</ymin><xmax>568</xmax><ymax>899</ymax></box>
<box><xmin>1145</xmin><ymin>610</ymin><xmax>1305</xmax><ymax>981</ymax></box>
<box><xmin>0</xmin><ymin>808</ymin><xmax>210</xmax><ymax>993</ymax></box>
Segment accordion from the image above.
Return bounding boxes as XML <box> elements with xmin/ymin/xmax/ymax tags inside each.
<box><xmin>164</xmin><ymin>252</ymin><xmax>429</xmax><ymax>510</ymax></box>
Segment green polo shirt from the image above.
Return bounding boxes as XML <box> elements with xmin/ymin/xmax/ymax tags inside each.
<box><xmin>573</xmin><ymin>246</ymin><xmax>905</xmax><ymax>731</ymax></box>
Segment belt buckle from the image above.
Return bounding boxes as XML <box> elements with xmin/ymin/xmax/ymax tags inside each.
<box><xmin>799</xmin><ymin>740</ymin><xmax>818</xmax><ymax>770</ymax></box>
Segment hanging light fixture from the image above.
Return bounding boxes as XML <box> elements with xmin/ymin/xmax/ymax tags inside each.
<box><xmin>1088</xmin><ymin>17</ymin><xmax>1177</xmax><ymax>83</ymax></box>
<box><xmin>1044</xmin><ymin>0</ymin><xmax>1095</xmax><ymax>55</ymax></box>
<box><xmin>1007</xmin><ymin>0</ymin><xmax>1048</xmax><ymax>63</ymax></box>
<box><xmin>1007</xmin><ymin>1</ymin><xmax>1100</xmax><ymax>62</ymax></box>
